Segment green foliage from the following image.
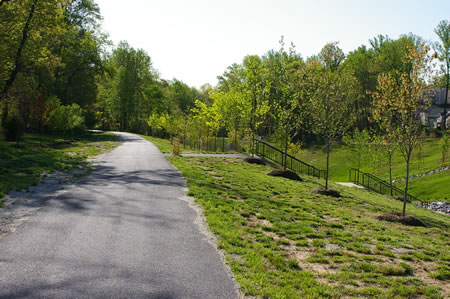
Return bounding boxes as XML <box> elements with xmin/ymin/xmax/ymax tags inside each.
<box><xmin>343</xmin><ymin>129</ymin><xmax>370</xmax><ymax>171</ymax></box>
<box><xmin>47</xmin><ymin>101</ymin><xmax>86</xmax><ymax>136</ymax></box>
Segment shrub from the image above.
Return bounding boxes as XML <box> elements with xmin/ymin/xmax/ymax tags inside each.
<box><xmin>3</xmin><ymin>114</ymin><xmax>25</xmax><ymax>142</ymax></box>
<box><xmin>47</xmin><ymin>103</ymin><xmax>86</xmax><ymax>136</ymax></box>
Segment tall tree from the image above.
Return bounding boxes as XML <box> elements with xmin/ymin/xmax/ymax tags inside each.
<box><xmin>306</xmin><ymin>42</ymin><xmax>358</xmax><ymax>189</ymax></box>
<box><xmin>434</xmin><ymin>19</ymin><xmax>450</xmax><ymax>130</ymax></box>
<box><xmin>372</xmin><ymin>44</ymin><xmax>434</xmax><ymax>216</ymax></box>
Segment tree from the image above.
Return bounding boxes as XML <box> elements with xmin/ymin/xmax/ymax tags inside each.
<box><xmin>372</xmin><ymin>44</ymin><xmax>434</xmax><ymax>216</ymax></box>
<box><xmin>0</xmin><ymin>0</ymin><xmax>67</xmax><ymax>125</ymax></box>
<box><xmin>306</xmin><ymin>42</ymin><xmax>358</xmax><ymax>190</ymax></box>
<box><xmin>262</xmin><ymin>38</ymin><xmax>305</xmax><ymax>168</ymax></box>
<box><xmin>343</xmin><ymin>129</ymin><xmax>371</xmax><ymax>172</ymax></box>
<box><xmin>434</xmin><ymin>20</ymin><xmax>450</xmax><ymax>130</ymax></box>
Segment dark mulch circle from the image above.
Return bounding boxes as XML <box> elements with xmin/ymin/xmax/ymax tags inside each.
<box><xmin>244</xmin><ymin>157</ymin><xmax>266</xmax><ymax>165</ymax></box>
<box><xmin>311</xmin><ymin>188</ymin><xmax>342</xmax><ymax>198</ymax></box>
<box><xmin>267</xmin><ymin>169</ymin><xmax>303</xmax><ymax>181</ymax></box>
<box><xmin>377</xmin><ymin>212</ymin><xmax>425</xmax><ymax>227</ymax></box>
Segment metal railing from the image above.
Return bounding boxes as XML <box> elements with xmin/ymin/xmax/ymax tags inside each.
<box><xmin>255</xmin><ymin>140</ymin><xmax>325</xmax><ymax>179</ymax></box>
<box><xmin>349</xmin><ymin>168</ymin><xmax>419</xmax><ymax>201</ymax></box>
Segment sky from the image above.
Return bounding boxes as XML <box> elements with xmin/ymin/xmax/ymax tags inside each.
<box><xmin>95</xmin><ymin>0</ymin><xmax>450</xmax><ymax>88</ymax></box>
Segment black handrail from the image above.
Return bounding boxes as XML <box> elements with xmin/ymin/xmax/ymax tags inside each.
<box><xmin>255</xmin><ymin>140</ymin><xmax>325</xmax><ymax>179</ymax></box>
<box><xmin>349</xmin><ymin>168</ymin><xmax>419</xmax><ymax>201</ymax></box>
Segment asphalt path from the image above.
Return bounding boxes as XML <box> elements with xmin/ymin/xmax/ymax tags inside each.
<box><xmin>0</xmin><ymin>132</ymin><xmax>238</xmax><ymax>298</ymax></box>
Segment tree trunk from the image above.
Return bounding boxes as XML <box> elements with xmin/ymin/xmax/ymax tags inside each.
<box><xmin>1</xmin><ymin>0</ymin><xmax>38</xmax><ymax>101</ymax></box>
<box><xmin>1</xmin><ymin>101</ymin><xmax>8</xmax><ymax>127</ymax></box>
<box><xmin>402</xmin><ymin>156</ymin><xmax>410</xmax><ymax>217</ymax></box>
<box><xmin>284</xmin><ymin>125</ymin><xmax>289</xmax><ymax>170</ymax></box>
<box><xmin>325</xmin><ymin>138</ymin><xmax>331</xmax><ymax>190</ymax></box>
<box><xmin>443</xmin><ymin>66</ymin><xmax>449</xmax><ymax>130</ymax></box>
<box><xmin>389</xmin><ymin>152</ymin><xmax>393</xmax><ymax>196</ymax></box>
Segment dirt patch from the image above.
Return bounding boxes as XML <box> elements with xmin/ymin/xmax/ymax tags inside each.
<box><xmin>267</xmin><ymin>169</ymin><xmax>303</xmax><ymax>181</ymax></box>
<box><xmin>311</xmin><ymin>188</ymin><xmax>342</xmax><ymax>198</ymax></box>
<box><xmin>244</xmin><ymin>157</ymin><xmax>265</xmax><ymax>165</ymax></box>
<box><xmin>376</xmin><ymin>212</ymin><xmax>425</xmax><ymax>227</ymax></box>
<box><xmin>287</xmin><ymin>249</ymin><xmax>337</xmax><ymax>274</ymax></box>
<box><xmin>248</xmin><ymin>215</ymin><xmax>272</xmax><ymax>227</ymax></box>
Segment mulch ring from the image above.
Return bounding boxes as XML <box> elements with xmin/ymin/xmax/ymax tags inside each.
<box><xmin>377</xmin><ymin>212</ymin><xmax>425</xmax><ymax>227</ymax></box>
<box><xmin>267</xmin><ymin>169</ymin><xmax>303</xmax><ymax>181</ymax></box>
<box><xmin>311</xmin><ymin>188</ymin><xmax>342</xmax><ymax>198</ymax></box>
<box><xmin>244</xmin><ymin>157</ymin><xmax>266</xmax><ymax>165</ymax></box>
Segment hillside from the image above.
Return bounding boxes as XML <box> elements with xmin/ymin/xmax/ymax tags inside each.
<box><xmin>169</xmin><ymin>156</ymin><xmax>449</xmax><ymax>298</ymax></box>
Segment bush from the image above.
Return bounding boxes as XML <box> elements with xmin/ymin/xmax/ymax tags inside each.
<box><xmin>3</xmin><ymin>114</ymin><xmax>25</xmax><ymax>142</ymax></box>
<box><xmin>47</xmin><ymin>103</ymin><xmax>86</xmax><ymax>136</ymax></box>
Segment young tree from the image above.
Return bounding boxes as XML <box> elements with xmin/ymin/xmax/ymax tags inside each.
<box><xmin>343</xmin><ymin>129</ymin><xmax>371</xmax><ymax>172</ymax></box>
<box><xmin>372</xmin><ymin>44</ymin><xmax>434</xmax><ymax>216</ymax></box>
<box><xmin>306</xmin><ymin>43</ymin><xmax>358</xmax><ymax>189</ymax></box>
<box><xmin>434</xmin><ymin>20</ymin><xmax>450</xmax><ymax>130</ymax></box>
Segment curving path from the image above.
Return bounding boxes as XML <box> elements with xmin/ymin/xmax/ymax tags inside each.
<box><xmin>0</xmin><ymin>132</ymin><xmax>238</xmax><ymax>298</ymax></box>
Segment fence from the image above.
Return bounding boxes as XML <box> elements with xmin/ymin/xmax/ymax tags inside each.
<box><xmin>349</xmin><ymin>168</ymin><xmax>419</xmax><ymax>201</ymax></box>
<box><xmin>180</xmin><ymin>136</ymin><xmax>245</xmax><ymax>152</ymax></box>
<box><xmin>255</xmin><ymin>140</ymin><xmax>325</xmax><ymax>179</ymax></box>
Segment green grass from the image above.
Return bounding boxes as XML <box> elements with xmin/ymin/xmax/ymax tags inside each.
<box><xmin>0</xmin><ymin>131</ymin><xmax>122</xmax><ymax>196</ymax></box>
<box><xmin>395</xmin><ymin>170</ymin><xmax>450</xmax><ymax>202</ymax></box>
<box><xmin>287</xmin><ymin>137</ymin><xmax>448</xmax><ymax>202</ymax></box>
<box><xmin>168</xmin><ymin>156</ymin><xmax>449</xmax><ymax>298</ymax></box>
<box><xmin>295</xmin><ymin>138</ymin><xmax>445</xmax><ymax>182</ymax></box>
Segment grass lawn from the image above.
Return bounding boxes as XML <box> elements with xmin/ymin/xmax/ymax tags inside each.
<box><xmin>295</xmin><ymin>138</ymin><xmax>445</xmax><ymax>182</ymax></box>
<box><xmin>291</xmin><ymin>138</ymin><xmax>449</xmax><ymax>202</ymax></box>
<box><xmin>0</xmin><ymin>131</ymin><xmax>121</xmax><ymax>197</ymax></box>
<box><xmin>168</xmin><ymin>156</ymin><xmax>449</xmax><ymax>298</ymax></box>
<box><xmin>395</xmin><ymin>170</ymin><xmax>450</xmax><ymax>202</ymax></box>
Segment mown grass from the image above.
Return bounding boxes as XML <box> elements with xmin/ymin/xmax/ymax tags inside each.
<box><xmin>294</xmin><ymin>138</ymin><xmax>444</xmax><ymax>182</ymax></box>
<box><xmin>168</xmin><ymin>156</ymin><xmax>449</xmax><ymax>298</ymax></box>
<box><xmin>0</xmin><ymin>131</ymin><xmax>121</xmax><ymax>196</ymax></box>
<box><xmin>395</xmin><ymin>170</ymin><xmax>449</xmax><ymax>202</ymax></box>
<box><xmin>290</xmin><ymin>137</ymin><xmax>448</xmax><ymax>202</ymax></box>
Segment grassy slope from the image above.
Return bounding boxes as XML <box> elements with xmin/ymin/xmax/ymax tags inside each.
<box><xmin>0</xmin><ymin>132</ymin><xmax>121</xmax><ymax>196</ymax></box>
<box><xmin>296</xmin><ymin>138</ymin><xmax>443</xmax><ymax>182</ymax></box>
<box><xmin>169</xmin><ymin>156</ymin><xmax>449</xmax><ymax>298</ymax></box>
<box><xmin>293</xmin><ymin>138</ymin><xmax>448</xmax><ymax>201</ymax></box>
<box><xmin>395</xmin><ymin>170</ymin><xmax>450</xmax><ymax>202</ymax></box>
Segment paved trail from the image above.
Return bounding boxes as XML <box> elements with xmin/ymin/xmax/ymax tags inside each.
<box><xmin>0</xmin><ymin>132</ymin><xmax>238</xmax><ymax>298</ymax></box>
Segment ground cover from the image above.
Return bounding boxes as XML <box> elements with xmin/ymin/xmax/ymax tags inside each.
<box><xmin>286</xmin><ymin>137</ymin><xmax>447</xmax><ymax>201</ymax></box>
<box><xmin>169</xmin><ymin>156</ymin><xmax>449</xmax><ymax>298</ymax></box>
<box><xmin>395</xmin><ymin>170</ymin><xmax>450</xmax><ymax>202</ymax></box>
<box><xmin>0</xmin><ymin>132</ymin><xmax>121</xmax><ymax>197</ymax></box>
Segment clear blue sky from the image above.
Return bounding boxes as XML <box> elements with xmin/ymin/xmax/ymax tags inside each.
<box><xmin>95</xmin><ymin>0</ymin><xmax>450</xmax><ymax>88</ymax></box>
